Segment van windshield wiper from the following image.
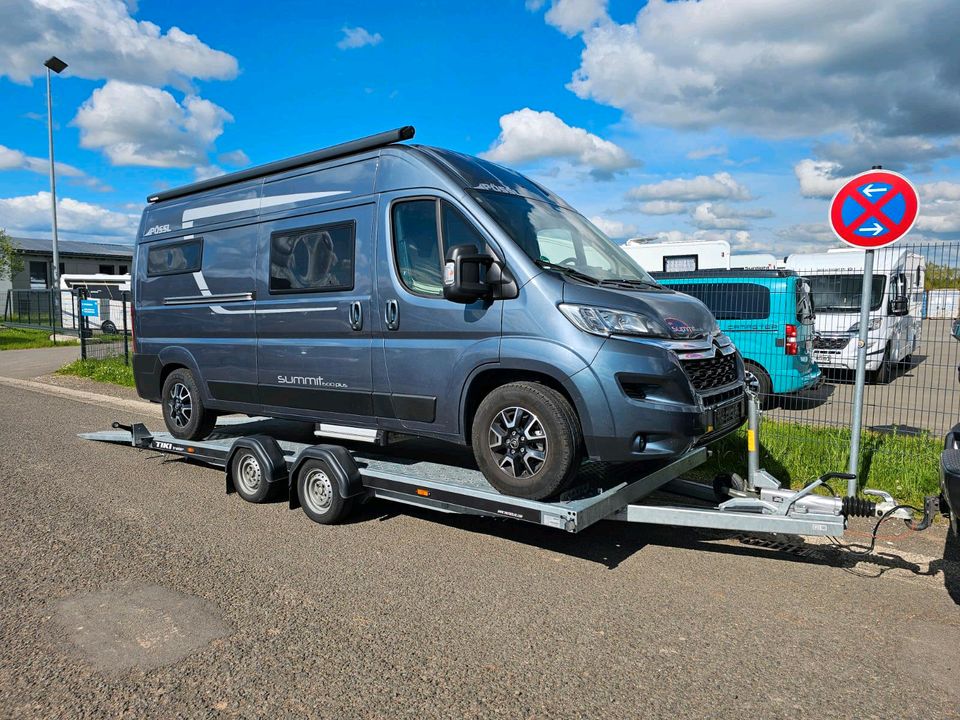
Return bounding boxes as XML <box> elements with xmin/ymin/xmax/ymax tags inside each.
<box><xmin>598</xmin><ymin>278</ymin><xmax>661</xmax><ymax>290</ymax></box>
<box><xmin>534</xmin><ymin>260</ymin><xmax>601</xmax><ymax>286</ymax></box>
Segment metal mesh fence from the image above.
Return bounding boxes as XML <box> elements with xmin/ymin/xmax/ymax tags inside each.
<box><xmin>659</xmin><ymin>240</ymin><xmax>960</xmax><ymax>479</ymax></box>
<box><xmin>77</xmin><ymin>289</ymin><xmax>131</xmax><ymax>364</ymax></box>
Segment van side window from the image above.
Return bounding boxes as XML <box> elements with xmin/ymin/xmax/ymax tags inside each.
<box><xmin>269</xmin><ymin>222</ymin><xmax>355</xmax><ymax>293</ymax></box>
<box><xmin>393</xmin><ymin>199</ymin><xmax>485</xmax><ymax>297</ymax></box>
<box><xmin>147</xmin><ymin>238</ymin><xmax>203</xmax><ymax>276</ymax></box>
<box><xmin>671</xmin><ymin>282</ymin><xmax>770</xmax><ymax>320</ymax></box>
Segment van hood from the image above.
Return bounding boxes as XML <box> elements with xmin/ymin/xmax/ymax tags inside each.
<box><xmin>561</xmin><ymin>281</ymin><xmax>717</xmax><ymax>340</ymax></box>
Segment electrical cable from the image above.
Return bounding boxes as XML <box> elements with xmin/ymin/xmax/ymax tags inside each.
<box><xmin>843</xmin><ymin>503</ymin><xmax>922</xmax><ymax>556</ymax></box>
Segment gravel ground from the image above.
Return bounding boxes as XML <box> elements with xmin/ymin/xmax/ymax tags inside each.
<box><xmin>0</xmin><ymin>383</ymin><xmax>958</xmax><ymax>719</ymax></box>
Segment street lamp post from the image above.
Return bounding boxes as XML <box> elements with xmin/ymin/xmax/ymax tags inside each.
<box><xmin>44</xmin><ymin>55</ymin><xmax>67</xmax><ymax>326</ymax></box>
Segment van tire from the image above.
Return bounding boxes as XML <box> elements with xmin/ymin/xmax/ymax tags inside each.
<box><xmin>472</xmin><ymin>381</ymin><xmax>582</xmax><ymax>500</ymax></box>
<box><xmin>870</xmin><ymin>344</ymin><xmax>893</xmax><ymax>384</ymax></box>
<box><xmin>161</xmin><ymin>368</ymin><xmax>217</xmax><ymax>441</ymax></box>
<box><xmin>296</xmin><ymin>458</ymin><xmax>354</xmax><ymax>524</ymax></box>
<box><xmin>743</xmin><ymin>362</ymin><xmax>775</xmax><ymax>410</ymax></box>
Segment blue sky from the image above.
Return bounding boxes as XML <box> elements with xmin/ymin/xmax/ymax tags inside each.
<box><xmin>2</xmin><ymin>0</ymin><xmax>960</xmax><ymax>255</ymax></box>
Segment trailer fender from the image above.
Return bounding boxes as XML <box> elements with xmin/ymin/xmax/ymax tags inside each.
<box><xmin>225</xmin><ymin>435</ymin><xmax>288</xmax><ymax>495</ymax></box>
<box><xmin>288</xmin><ymin>445</ymin><xmax>364</xmax><ymax>510</ymax></box>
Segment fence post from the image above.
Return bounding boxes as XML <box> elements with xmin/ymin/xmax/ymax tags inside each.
<box><xmin>78</xmin><ymin>288</ymin><xmax>88</xmax><ymax>361</ymax></box>
<box><xmin>122</xmin><ymin>291</ymin><xmax>129</xmax><ymax>365</ymax></box>
<box><xmin>50</xmin><ymin>289</ymin><xmax>57</xmax><ymax>345</ymax></box>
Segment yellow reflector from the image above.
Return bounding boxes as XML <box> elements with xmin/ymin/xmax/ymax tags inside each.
<box><xmin>187</xmin><ymin>447</ymin><xmax>195</xmax><ymax>454</ymax></box>
<box><xmin>416</xmin><ymin>488</ymin><xmax>429</xmax><ymax>497</ymax></box>
<box><xmin>747</xmin><ymin>429</ymin><xmax>756</xmax><ymax>453</ymax></box>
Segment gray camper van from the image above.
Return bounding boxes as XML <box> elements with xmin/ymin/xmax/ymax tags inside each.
<box><xmin>133</xmin><ymin>127</ymin><xmax>745</xmax><ymax>500</ymax></box>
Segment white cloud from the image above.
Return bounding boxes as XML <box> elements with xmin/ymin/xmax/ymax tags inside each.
<box><xmin>337</xmin><ymin>26</ymin><xmax>383</xmax><ymax>50</ymax></box>
<box><xmin>525</xmin><ymin>0</ymin><xmax>546</xmax><ymax>10</ymax></box>
<box><xmin>0</xmin><ymin>0</ymin><xmax>237</xmax><ymax>87</ymax></box>
<box><xmin>812</xmin><ymin>133</ymin><xmax>960</xmax><ymax>176</ymax></box>
<box><xmin>650</xmin><ymin>229</ymin><xmax>754</xmax><ymax>249</ymax></box>
<box><xmin>915</xmin><ymin>182</ymin><xmax>960</xmax><ymax>233</ymax></box>
<box><xmin>637</xmin><ymin>200</ymin><xmax>687</xmax><ymax>215</ymax></box>
<box><xmin>686</xmin><ymin>145</ymin><xmax>727</xmax><ymax>161</ymax></box>
<box><xmin>73</xmin><ymin>81</ymin><xmax>233</xmax><ymax>168</ymax></box>
<box><xmin>775</xmin><ymin>224</ymin><xmax>839</xmax><ymax>253</ymax></box>
<box><xmin>218</xmin><ymin>149</ymin><xmax>249</xmax><ymax>167</ymax></box>
<box><xmin>563</xmin><ymin>0</ymin><xmax>960</xmax><ymax>142</ymax></box>
<box><xmin>589</xmin><ymin>215</ymin><xmax>636</xmax><ymax>239</ymax></box>
<box><xmin>0</xmin><ymin>144</ymin><xmax>110</xmax><ymax>191</ymax></box>
<box><xmin>545</xmin><ymin>0</ymin><xmax>609</xmax><ymax>37</ymax></box>
<box><xmin>627</xmin><ymin>172</ymin><xmax>750</xmax><ymax>202</ymax></box>
<box><xmin>0</xmin><ymin>191</ymin><xmax>138</xmax><ymax>240</ymax></box>
<box><xmin>691</xmin><ymin>202</ymin><xmax>773</xmax><ymax>230</ymax></box>
<box><xmin>794</xmin><ymin>159</ymin><xmax>852</xmax><ymax>199</ymax></box>
<box><xmin>482</xmin><ymin>108</ymin><xmax>634</xmax><ymax>176</ymax></box>
<box><xmin>193</xmin><ymin>165</ymin><xmax>225</xmax><ymax>181</ymax></box>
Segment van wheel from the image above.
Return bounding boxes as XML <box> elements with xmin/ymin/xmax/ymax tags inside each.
<box><xmin>161</xmin><ymin>368</ymin><xmax>217</xmax><ymax>440</ymax></box>
<box><xmin>297</xmin><ymin>459</ymin><xmax>354</xmax><ymax>525</ymax></box>
<box><xmin>472</xmin><ymin>382</ymin><xmax>582</xmax><ymax>500</ymax></box>
<box><xmin>870</xmin><ymin>344</ymin><xmax>893</xmax><ymax>384</ymax></box>
<box><xmin>743</xmin><ymin>362</ymin><xmax>775</xmax><ymax>410</ymax></box>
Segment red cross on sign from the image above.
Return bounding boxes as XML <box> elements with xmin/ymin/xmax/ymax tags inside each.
<box><xmin>829</xmin><ymin>169</ymin><xmax>919</xmax><ymax>249</ymax></box>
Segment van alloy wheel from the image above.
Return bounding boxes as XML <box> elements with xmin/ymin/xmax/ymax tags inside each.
<box><xmin>168</xmin><ymin>382</ymin><xmax>192</xmax><ymax>428</ymax></box>
<box><xmin>488</xmin><ymin>406</ymin><xmax>548</xmax><ymax>478</ymax></box>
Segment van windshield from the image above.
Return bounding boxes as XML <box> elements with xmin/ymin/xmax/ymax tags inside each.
<box><xmin>472</xmin><ymin>191</ymin><xmax>655</xmax><ymax>284</ymax></box>
<box><xmin>806</xmin><ymin>274</ymin><xmax>885</xmax><ymax>313</ymax></box>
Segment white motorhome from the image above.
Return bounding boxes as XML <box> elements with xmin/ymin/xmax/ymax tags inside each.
<box><xmin>622</xmin><ymin>238</ymin><xmax>730</xmax><ymax>272</ymax></box>
<box><xmin>730</xmin><ymin>252</ymin><xmax>778</xmax><ymax>269</ymax></box>
<box><xmin>59</xmin><ymin>273</ymin><xmax>132</xmax><ymax>335</ymax></box>
<box><xmin>785</xmin><ymin>248</ymin><xmax>925</xmax><ymax>381</ymax></box>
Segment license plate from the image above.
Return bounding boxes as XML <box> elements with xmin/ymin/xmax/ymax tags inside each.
<box><xmin>713</xmin><ymin>401</ymin><xmax>741</xmax><ymax>429</ymax></box>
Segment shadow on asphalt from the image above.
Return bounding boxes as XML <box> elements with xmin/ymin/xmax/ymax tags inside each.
<box><xmin>940</xmin><ymin>530</ymin><xmax>960</xmax><ymax>605</ymax></box>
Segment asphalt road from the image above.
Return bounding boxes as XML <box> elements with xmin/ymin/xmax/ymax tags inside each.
<box><xmin>1</xmin><ymin>383</ymin><xmax>958</xmax><ymax>719</ymax></box>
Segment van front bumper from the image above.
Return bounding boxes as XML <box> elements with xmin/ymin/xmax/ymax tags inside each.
<box><xmin>577</xmin><ymin>336</ymin><xmax>746</xmax><ymax>463</ymax></box>
<box><xmin>812</xmin><ymin>335</ymin><xmax>886</xmax><ymax>371</ymax></box>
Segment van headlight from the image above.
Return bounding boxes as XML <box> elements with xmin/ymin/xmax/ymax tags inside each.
<box><xmin>559</xmin><ymin>304</ymin><xmax>669</xmax><ymax>338</ymax></box>
<box><xmin>849</xmin><ymin>318</ymin><xmax>882</xmax><ymax>333</ymax></box>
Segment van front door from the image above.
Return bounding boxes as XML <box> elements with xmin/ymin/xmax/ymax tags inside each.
<box><xmin>374</xmin><ymin>193</ymin><xmax>502</xmax><ymax>439</ymax></box>
<box><xmin>255</xmin><ymin>203</ymin><xmax>375</xmax><ymax>429</ymax></box>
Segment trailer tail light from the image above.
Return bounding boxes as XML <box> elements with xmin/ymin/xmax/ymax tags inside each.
<box><xmin>785</xmin><ymin>324</ymin><xmax>798</xmax><ymax>356</ymax></box>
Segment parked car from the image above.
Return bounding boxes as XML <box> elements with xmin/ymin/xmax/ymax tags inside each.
<box><xmin>652</xmin><ymin>269</ymin><xmax>820</xmax><ymax>406</ymax></box>
<box><xmin>785</xmin><ymin>248</ymin><xmax>925</xmax><ymax>383</ymax></box>
<box><xmin>59</xmin><ymin>273</ymin><xmax>132</xmax><ymax>335</ymax></box>
<box><xmin>132</xmin><ymin>127</ymin><xmax>746</xmax><ymax>500</ymax></box>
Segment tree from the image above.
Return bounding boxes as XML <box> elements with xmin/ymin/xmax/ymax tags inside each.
<box><xmin>0</xmin><ymin>229</ymin><xmax>24</xmax><ymax>281</ymax></box>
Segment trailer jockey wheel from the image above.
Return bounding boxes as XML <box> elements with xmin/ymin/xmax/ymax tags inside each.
<box><xmin>297</xmin><ymin>458</ymin><xmax>354</xmax><ymax>525</ymax></box>
<box><xmin>231</xmin><ymin>449</ymin><xmax>273</xmax><ymax>504</ymax></box>
<box><xmin>713</xmin><ymin>472</ymin><xmax>747</xmax><ymax>502</ymax></box>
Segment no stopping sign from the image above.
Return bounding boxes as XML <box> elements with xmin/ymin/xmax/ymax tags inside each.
<box><xmin>829</xmin><ymin>169</ymin><xmax>919</xmax><ymax>249</ymax></box>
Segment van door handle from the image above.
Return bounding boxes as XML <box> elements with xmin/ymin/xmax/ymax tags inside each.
<box><xmin>349</xmin><ymin>301</ymin><xmax>363</xmax><ymax>331</ymax></box>
<box><xmin>385</xmin><ymin>299</ymin><xmax>399</xmax><ymax>331</ymax></box>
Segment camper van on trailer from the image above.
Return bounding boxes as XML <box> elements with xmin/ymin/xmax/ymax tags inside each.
<box><xmin>132</xmin><ymin>127</ymin><xmax>746</xmax><ymax>500</ymax></box>
<box><xmin>785</xmin><ymin>248</ymin><xmax>925</xmax><ymax>382</ymax></box>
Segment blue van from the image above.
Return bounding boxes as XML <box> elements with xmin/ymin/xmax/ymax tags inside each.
<box><xmin>132</xmin><ymin>127</ymin><xmax>746</xmax><ymax>500</ymax></box>
<box><xmin>653</xmin><ymin>270</ymin><xmax>820</xmax><ymax>405</ymax></box>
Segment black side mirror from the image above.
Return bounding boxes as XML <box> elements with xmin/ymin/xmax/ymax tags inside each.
<box><xmin>889</xmin><ymin>297</ymin><xmax>909</xmax><ymax>316</ymax></box>
<box><xmin>443</xmin><ymin>244</ymin><xmax>492</xmax><ymax>303</ymax></box>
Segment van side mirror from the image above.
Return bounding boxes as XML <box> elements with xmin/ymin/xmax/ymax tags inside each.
<box><xmin>443</xmin><ymin>244</ymin><xmax>492</xmax><ymax>303</ymax></box>
<box><xmin>889</xmin><ymin>297</ymin><xmax>909</xmax><ymax>316</ymax></box>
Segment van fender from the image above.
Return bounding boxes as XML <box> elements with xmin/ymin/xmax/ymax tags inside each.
<box><xmin>156</xmin><ymin>346</ymin><xmax>212</xmax><ymax>401</ymax></box>
<box><xmin>287</xmin><ymin>445</ymin><xmax>364</xmax><ymax>510</ymax></box>
<box><xmin>225</xmin><ymin>435</ymin><xmax>288</xmax><ymax>495</ymax></box>
<box><xmin>459</xmin><ymin>356</ymin><xmax>613</xmax><ymax>441</ymax></box>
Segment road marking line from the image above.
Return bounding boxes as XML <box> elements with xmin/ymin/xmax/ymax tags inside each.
<box><xmin>0</xmin><ymin>376</ymin><xmax>162</xmax><ymax>418</ymax></box>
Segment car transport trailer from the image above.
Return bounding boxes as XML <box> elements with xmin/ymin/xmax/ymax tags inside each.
<box><xmin>80</xmin><ymin>387</ymin><xmax>935</xmax><ymax>539</ymax></box>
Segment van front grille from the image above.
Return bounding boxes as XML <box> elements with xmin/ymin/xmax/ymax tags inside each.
<box><xmin>813</xmin><ymin>335</ymin><xmax>850</xmax><ymax>351</ymax></box>
<box><xmin>680</xmin><ymin>352</ymin><xmax>739</xmax><ymax>393</ymax></box>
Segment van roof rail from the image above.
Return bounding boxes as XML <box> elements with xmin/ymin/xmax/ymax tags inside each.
<box><xmin>146</xmin><ymin>126</ymin><xmax>416</xmax><ymax>204</ymax></box>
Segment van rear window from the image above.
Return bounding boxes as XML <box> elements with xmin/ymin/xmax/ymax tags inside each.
<box><xmin>269</xmin><ymin>222</ymin><xmax>355</xmax><ymax>293</ymax></box>
<box><xmin>669</xmin><ymin>282</ymin><xmax>770</xmax><ymax>320</ymax></box>
<box><xmin>147</xmin><ymin>239</ymin><xmax>203</xmax><ymax>276</ymax></box>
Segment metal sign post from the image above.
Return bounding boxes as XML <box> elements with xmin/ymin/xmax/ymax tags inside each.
<box><xmin>846</xmin><ymin>249</ymin><xmax>875</xmax><ymax>494</ymax></box>
<box><xmin>827</xmin><ymin>166</ymin><xmax>919</xmax><ymax>496</ymax></box>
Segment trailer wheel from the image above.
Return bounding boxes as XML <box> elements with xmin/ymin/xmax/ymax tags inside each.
<box><xmin>297</xmin><ymin>459</ymin><xmax>354</xmax><ymax>525</ymax></box>
<box><xmin>100</xmin><ymin>320</ymin><xmax>117</xmax><ymax>335</ymax></box>
<box><xmin>230</xmin><ymin>449</ymin><xmax>273</xmax><ymax>504</ymax></box>
<box><xmin>161</xmin><ymin>368</ymin><xmax>217</xmax><ymax>441</ymax></box>
<box><xmin>472</xmin><ymin>381</ymin><xmax>582</xmax><ymax>500</ymax></box>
